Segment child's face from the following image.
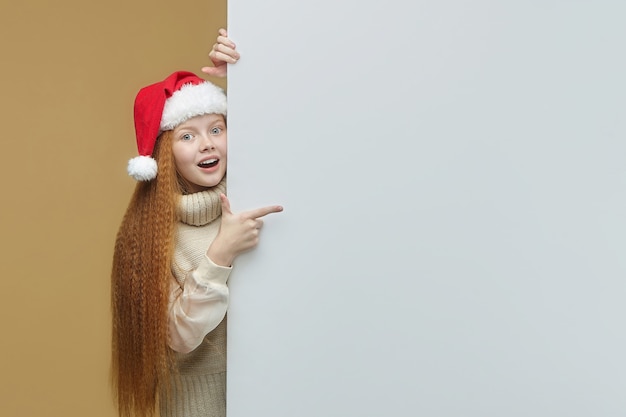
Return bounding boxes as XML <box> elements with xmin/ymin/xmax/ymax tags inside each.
<box><xmin>171</xmin><ymin>113</ymin><xmax>227</xmax><ymax>193</ymax></box>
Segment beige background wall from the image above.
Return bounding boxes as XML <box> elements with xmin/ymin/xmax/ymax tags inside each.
<box><xmin>0</xmin><ymin>1</ymin><xmax>225</xmax><ymax>415</ymax></box>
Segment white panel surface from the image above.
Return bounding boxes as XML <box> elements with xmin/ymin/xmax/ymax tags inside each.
<box><xmin>226</xmin><ymin>2</ymin><xmax>626</xmax><ymax>416</ymax></box>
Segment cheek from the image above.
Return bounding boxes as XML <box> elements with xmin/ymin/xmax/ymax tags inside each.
<box><xmin>171</xmin><ymin>148</ymin><xmax>183</xmax><ymax>170</ymax></box>
<box><xmin>219</xmin><ymin>141</ymin><xmax>228</xmax><ymax>170</ymax></box>
<box><xmin>171</xmin><ymin>148</ymin><xmax>195</xmax><ymax>178</ymax></box>
<box><xmin>172</xmin><ymin>145</ymin><xmax>192</xmax><ymax>166</ymax></box>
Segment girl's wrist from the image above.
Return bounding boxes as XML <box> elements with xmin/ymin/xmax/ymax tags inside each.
<box><xmin>207</xmin><ymin>244</ymin><xmax>234</xmax><ymax>267</ymax></box>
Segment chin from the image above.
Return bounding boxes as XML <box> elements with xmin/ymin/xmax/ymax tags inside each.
<box><xmin>183</xmin><ymin>175</ymin><xmax>225</xmax><ymax>194</ymax></box>
<box><xmin>201</xmin><ymin>174</ymin><xmax>226</xmax><ymax>189</ymax></box>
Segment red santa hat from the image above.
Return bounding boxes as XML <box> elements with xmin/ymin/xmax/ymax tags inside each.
<box><xmin>128</xmin><ymin>71</ymin><xmax>227</xmax><ymax>181</ymax></box>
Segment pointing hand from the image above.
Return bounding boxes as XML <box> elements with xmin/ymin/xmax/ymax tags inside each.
<box><xmin>207</xmin><ymin>194</ymin><xmax>283</xmax><ymax>266</ymax></box>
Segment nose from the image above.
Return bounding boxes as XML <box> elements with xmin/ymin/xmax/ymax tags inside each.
<box><xmin>200</xmin><ymin>134</ymin><xmax>216</xmax><ymax>152</ymax></box>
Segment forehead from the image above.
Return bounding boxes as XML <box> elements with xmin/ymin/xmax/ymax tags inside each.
<box><xmin>174</xmin><ymin>113</ymin><xmax>225</xmax><ymax>130</ymax></box>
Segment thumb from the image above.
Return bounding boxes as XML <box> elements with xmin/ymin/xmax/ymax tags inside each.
<box><xmin>201</xmin><ymin>66</ymin><xmax>227</xmax><ymax>78</ymax></box>
<box><xmin>220</xmin><ymin>193</ymin><xmax>233</xmax><ymax>215</ymax></box>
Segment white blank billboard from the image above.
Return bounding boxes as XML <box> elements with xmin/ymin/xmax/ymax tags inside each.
<box><xmin>226</xmin><ymin>2</ymin><xmax>626</xmax><ymax>416</ymax></box>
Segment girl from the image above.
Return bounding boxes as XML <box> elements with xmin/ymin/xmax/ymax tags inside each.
<box><xmin>111</xmin><ymin>30</ymin><xmax>283</xmax><ymax>417</ymax></box>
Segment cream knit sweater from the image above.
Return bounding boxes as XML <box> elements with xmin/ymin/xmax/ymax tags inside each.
<box><xmin>161</xmin><ymin>179</ymin><xmax>230</xmax><ymax>417</ymax></box>
<box><xmin>168</xmin><ymin>179</ymin><xmax>231</xmax><ymax>353</ymax></box>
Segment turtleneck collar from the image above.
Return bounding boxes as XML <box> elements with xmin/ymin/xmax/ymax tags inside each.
<box><xmin>177</xmin><ymin>178</ymin><xmax>227</xmax><ymax>226</ymax></box>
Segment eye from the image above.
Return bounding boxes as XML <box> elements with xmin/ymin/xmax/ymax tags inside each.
<box><xmin>181</xmin><ymin>133</ymin><xmax>194</xmax><ymax>141</ymax></box>
<box><xmin>210</xmin><ymin>126</ymin><xmax>223</xmax><ymax>135</ymax></box>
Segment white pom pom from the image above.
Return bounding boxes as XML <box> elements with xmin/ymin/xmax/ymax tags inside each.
<box><xmin>127</xmin><ymin>156</ymin><xmax>158</xmax><ymax>181</ymax></box>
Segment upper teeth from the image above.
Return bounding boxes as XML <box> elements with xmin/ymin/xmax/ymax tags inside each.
<box><xmin>200</xmin><ymin>159</ymin><xmax>217</xmax><ymax>165</ymax></box>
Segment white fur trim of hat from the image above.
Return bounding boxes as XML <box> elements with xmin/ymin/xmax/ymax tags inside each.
<box><xmin>160</xmin><ymin>82</ymin><xmax>227</xmax><ymax>131</ymax></box>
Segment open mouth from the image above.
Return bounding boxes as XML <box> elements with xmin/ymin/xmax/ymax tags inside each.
<box><xmin>198</xmin><ymin>159</ymin><xmax>218</xmax><ymax>168</ymax></box>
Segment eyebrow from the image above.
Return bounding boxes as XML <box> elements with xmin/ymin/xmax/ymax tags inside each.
<box><xmin>174</xmin><ymin>118</ymin><xmax>225</xmax><ymax>133</ymax></box>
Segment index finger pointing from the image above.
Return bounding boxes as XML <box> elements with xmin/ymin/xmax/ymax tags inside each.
<box><xmin>244</xmin><ymin>205</ymin><xmax>284</xmax><ymax>219</ymax></box>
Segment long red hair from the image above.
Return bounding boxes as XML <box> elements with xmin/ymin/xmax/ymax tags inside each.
<box><xmin>111</xmin><ymin>131</ymin><xmax>181</xmax><ymax>417</ymax></box>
